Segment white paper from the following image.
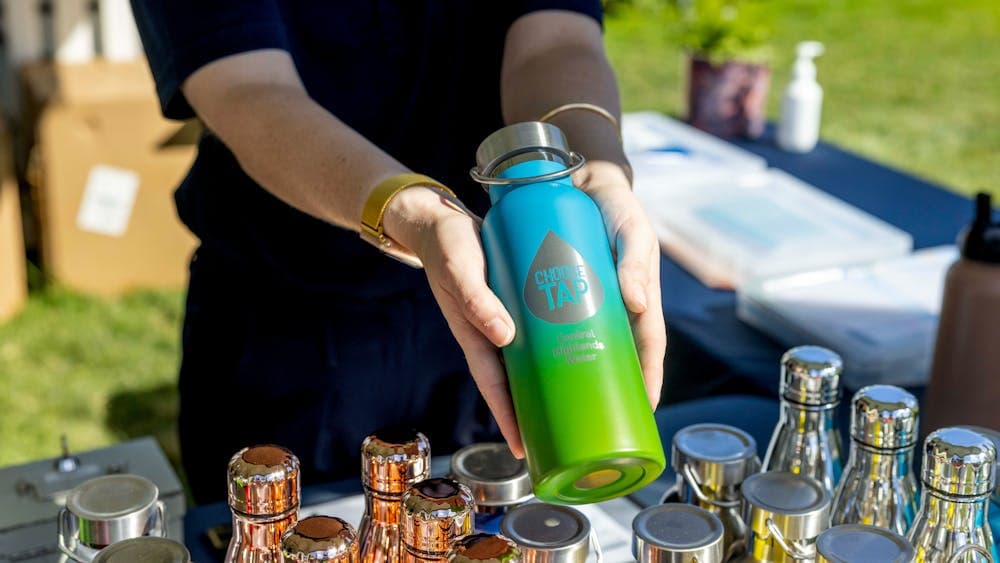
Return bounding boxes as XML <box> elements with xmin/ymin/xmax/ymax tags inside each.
<box><xmin>76</xmin><ymin>165</ymin><xmax>140</xmax><ymax>237</ymax></box>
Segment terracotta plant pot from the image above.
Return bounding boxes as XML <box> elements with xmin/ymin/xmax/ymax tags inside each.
<box><xmin>686</xmin><ymin>55</ymin><xmax>771</xmax><ymax>139</ymax></box>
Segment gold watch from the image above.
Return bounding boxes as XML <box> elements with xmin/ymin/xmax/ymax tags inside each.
<box><xmin>360</xmin><ymin>173</ymin><xmax>456</xmax><ymax>268</ymax></box>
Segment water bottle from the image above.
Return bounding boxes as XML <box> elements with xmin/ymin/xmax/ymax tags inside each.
<box><xmin>472</xmin><ymin>121</ymin><xmax>665</xmax><ymax>505</ymax></box>
<box><xmin>735</xmin><ymin>471</ymin><xmax>831</xmax><ymax>562</ymax></box>
<box><xmin>632</xmin><ymin>504</ymin><xmax>725</xmax><ymax>563</ymax></box>
<box><xmin>815</xmin><ymin>524</ymin><xmax>914</xmax><ymax>563</ymax></box>
<box><xmin>830</xmin><ymin>385</ymin><xmax>920</xmax><ymax>535</ymax></box>
<box><xmin>762</xmin><ymin>346</ymin><xmax>844</xmax><ymax>496</ymax></box>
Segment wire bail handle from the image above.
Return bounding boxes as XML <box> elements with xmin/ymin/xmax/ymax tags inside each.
<box><xmin>470</xmin><ymin>151</ymin><xmax>586</xmax><ymax>188</ymax></box>
<box><xmin>947</xmin><ymin>544</ymin><xmax>994</xmax><ymax>563</ymax></box>
<box><xmin>764</xmin><ymin>518</ymin><xmax>815</xmax><ymax>561</ymax></box>
<box><xmin>681</xmin><ymin>464</ymin><xmax>742</xmax><ymax>509</ymax></box>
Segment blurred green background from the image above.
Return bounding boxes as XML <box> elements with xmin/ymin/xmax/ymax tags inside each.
<box><xmin>1</xmin><ymin>0</ymin><xmax>997</xmax><ymax>493</ymax></box>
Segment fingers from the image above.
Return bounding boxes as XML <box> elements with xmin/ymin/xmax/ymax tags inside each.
<box><xmin>615</xmin><ymin>221</ymin><xmax>653</xmax><ymax>314</ymax></box>
<box><xmin>632</xmin><ymin>246</ymin><xmax>667</xmax><ymax>410</ymax></box>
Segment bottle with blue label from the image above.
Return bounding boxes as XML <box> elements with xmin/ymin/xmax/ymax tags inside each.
<box><xmin>471</xmin><ymin>121</ymin><xmax>665</xmax><ymax>505</ymax></box>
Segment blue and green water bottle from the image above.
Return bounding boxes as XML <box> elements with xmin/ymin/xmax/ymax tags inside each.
<box><xmin>471</xmin><ymin>121</ymin><xmax>665</xmax><ymax>505</ymax></box>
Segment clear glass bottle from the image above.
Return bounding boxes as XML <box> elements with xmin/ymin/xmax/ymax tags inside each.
<box><xmin>401</xmin><ymin>478</ymin><xmax>475</xmax><ymax>562</ymax></box>
<box><xmin>762</xmin><ymin>345</ymin><xmax>844</xmax><ymax>496</ymax></box>
<box><xmin>358</xmin><ymin>428</ymin><xmax>431</xmax><ymax>563</ymax></box>
<box><xmin>225</xmin><ymin>444</ymin><xmax>301</xmax><ymax>563</ymax></box>
<box><xmin>632</xmin><ymin>504</ymin><xmax>724</xmax><ymax>563</ymax></box>
<box><xmin>907</xmin><ymin>427</ymin><xmax>997</xmax><ymax>562</ymax></box>
<box><xmin>734</xmin><ymin>471</ymin><xmax>831</xmax><ymax>563</ymax></box>
<box><xmin>449</xmin><ymin>442</ymin><xmax>533</xmax><ymax>535</ymax></box>
<box><xmin>815</xmin><ymin>524</ymin><xmax>914</xmax><ymax>563</ymax></box>
<box><xmin>830</xmin><ymin>384</ymin><xmax>920</xmax><ymax>535</ymax></box>
<box><xmin>447</xmin><ymin>533</ymin><xmax>521</xmax><ymax>562</ymax></box>
<box><xmin>282</xmin><ymin>515</ymin><xmax>359</xmax><ymax>562</ymax></box>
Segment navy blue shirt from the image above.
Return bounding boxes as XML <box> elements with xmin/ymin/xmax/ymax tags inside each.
<box><xmin>131</xmin><ymin>1</ymin><xmax>602</xmax><ymax>297</ymax></box>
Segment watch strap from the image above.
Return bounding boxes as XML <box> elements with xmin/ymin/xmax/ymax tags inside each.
<box><xmin>360</xmin><ymin>173</ymin><xmax>456</xmax><ymax>268</ymax></box>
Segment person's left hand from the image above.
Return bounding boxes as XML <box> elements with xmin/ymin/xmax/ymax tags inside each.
<box><xmin>573</xmin><ymin>160</ymin><xmax>666</xmax><ymax>409</ymax></box>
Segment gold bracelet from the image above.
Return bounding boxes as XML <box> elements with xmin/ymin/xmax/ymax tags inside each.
<box><xmin>538</xmin><ymin>102</ymin><xmax>622</xmax><ymax>141</ymax></box>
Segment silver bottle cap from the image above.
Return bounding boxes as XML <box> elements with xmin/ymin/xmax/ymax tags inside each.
<box><xmin>500</xmin><ymin>503</ymin><xmax>590</xmax><ymax>563</ymax></box>
<box><xmin>450</xmin><ymin>442</ymin><xmax>533</xmax><ymax>508</ymax></box>
<box><xmin>780</xmin><ymin>346</ymin><xmax>842</xmax><ymax>406</ymax></box>
<box><xmin>475</xmin><ymin>122</ymin><xmax>572</xmax><ymax>178</ymax></box>
<box><xmin>63</xmin><ymin>474</ymin><xmax>162</xmax><ymax>549</ymax></box>
<box><xmin>632</xmin><ymin>504</ymin><xmax>724</xmax><ymax>563</ymax></box>
<box><xmin>672</xmin><ymin>423</ymin><xmax>759</xmax><ymax>486</ymax></box>
<box><xmin>921</xmin><ymin>427</ymin><xmax>997</xmax><ymax>497</ymax></box>
<box><xmin>958</xmin><ymin>425</ymin><xmax>1000</xmax><ymax>504</ymax></box>
<box><xmin>742</xmin><ymin>471</ymin><xmax>830</xmax><ymax>541</ymax></box>
<box><xmin>850</xmin><ymin>385</ymin><xmax>919</xmax><ymax>449</ymax></box>
<box><xmin>815</xmin><ymin>524</ymin><xmax>914</xmax><ymax>563</ymax></box>
<box><xmin>92</xmin><ymin>537</ymin><xmax>191</xmax><ymax>563</ymax></box>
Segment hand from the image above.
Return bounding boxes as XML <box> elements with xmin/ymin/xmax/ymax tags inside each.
<box><xmin>382</xmin><ymin>186</ymin><xmax>525</xmax><ymax>457</ymax></box>
<box><xmin>573</xmin><ymin>160</ymin><xmax>667</xmax><ymax>409</ymax></box>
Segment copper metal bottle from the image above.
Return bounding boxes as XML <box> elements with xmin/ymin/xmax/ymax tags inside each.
<box><xmin>225</xmin><ymin>444</ymin><xmax>301</xmax><ymax>562</ymax></box>
<box><xmin>401</xmin><ymin>478</ymin><xmax>475</xmax><ymax>562</ymax></box>
<box><xmin>282</xmin><ymin>515</ymin><xmax>360</xmax><ymax>562</ymax></box>
<box><xmin>447</xmin><ymin>533</ymin><xmax>521</xmax><ymax>562</ymax></box>
<box><xmin>358</xmin><ymin>429</ymin><xmax>431</xmax><ymax>563</ymax></box>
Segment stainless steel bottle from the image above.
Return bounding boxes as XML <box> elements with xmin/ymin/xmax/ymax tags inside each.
<box><xmin>358</xmin><ymin>428</ymin><xmax>431</xmax><ymax>563</ymax></box>
<box><xmin>959</xmin><ymin>425</ymin><xmax>1000</xmax><ymax>544</ymax></box>
<box><xmin>830</xmin><ymin>384</ymin><xmax>920</xmax><ymax>535</ymax></box>
<box><xmin>762</xmin><ymin>345</ymin><xmax>844</xmax><ymax>496</ymax></box>
<box><xmin>500</xmin><ymin>503</ymin><xmax>592</xmax><ymax>563</ymax></box>
<box><xmin>815</xmin><ymin>524</ymin><xmax>914</xmax><ymax>563</ymax></box>
<box><xmin>57</xmin><ymin>473</ymin><xmax>167</xmax><ymax>562</ymax></box>
<box><xmin>449</xmin><ymin>442</ymin><xmax>534</xmax><ymax>535</ymax></box>
<box><xmin>447</xmin><ymin>533</ymin><xmax>522</xmax><ymax>562</ymax></box>
<box><xmin>736</xmin><ymin>471</ymin><xmax>831</xmax><ymax>562</ymax></box>
<box><xmin>225</xmin><ymin>444</ymin><xmax>301</xmax><ymax>562</ymax></box>
<box><xmin>907</xmin><ymin>427</ymin><xmax>997</xmax><ymax>562</ymax></box>
<box><xmin>91</xmin><ymin>537</ymin><xmax>191</xmax><ymax>563</ymax></box>
<box><xmin>665</xmin><ymin>423</ymin><xmax>759</xmax><ymax>560</ymax></box>
<box><xmin>632</xmin><ymin>503</ymin><xmax>725</xmax><ymax>563</ymax></box>
<box><xmin>282</xmin><ymin>515</ymin><xmax>360</xmax><ymax>562</ymax></box>
<box><xmin>401</xmin><ymin>478</ymin><xmax>475</xmax><ymax>562</ymax></box>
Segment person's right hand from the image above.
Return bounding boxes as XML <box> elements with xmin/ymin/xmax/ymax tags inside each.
<box><xmin>382</xmin><ymin>185</ymin><xmax>525</xmax><ymax>458</ymax></box>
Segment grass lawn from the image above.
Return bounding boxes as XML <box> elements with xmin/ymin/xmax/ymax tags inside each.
<box><xmin>1</xmin><ymin>0</ymin><xmax>997</xmax><ymax>497</ymax></box>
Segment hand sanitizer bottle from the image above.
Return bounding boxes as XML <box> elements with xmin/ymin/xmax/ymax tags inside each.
<box><xmin>777</xmin><ymin>41</ymin><xmax>825</xmax><ymax>153</ymax></box>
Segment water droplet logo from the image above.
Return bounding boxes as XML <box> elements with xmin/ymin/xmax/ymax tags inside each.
<box><xmin>523</xmin><ymin>231</ymin><xmax>604</xmax><ymax>324</ymax></box>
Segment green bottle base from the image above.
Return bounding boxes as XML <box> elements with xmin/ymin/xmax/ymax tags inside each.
<box><xmin>531</xmin><ymin>453</ymin><xmax>665</xmax><ymax>505</ymax></box>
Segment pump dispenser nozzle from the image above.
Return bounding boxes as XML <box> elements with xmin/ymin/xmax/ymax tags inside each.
<box><xmin>777</xmin><ymin>41</ymin><xmax>826</xmax><ymax>153</ymax></box>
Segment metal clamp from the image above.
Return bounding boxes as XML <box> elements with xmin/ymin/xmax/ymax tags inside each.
<box><xmin>682</xmin><ymin>465</ymin><xmax>742</xmax><ymax>509</ymax></box>
<box><xmin>948</xmin><ymin>544</ymin><xmax>994</xmax><ymax>563</ymax></box>
<box><xmin>765</xmin><ymin>518</ymin><xmax>815</xmax><ymax>561</ymax></box>
<box><xmin>590</xmin><ymin>527</ymin><xmax>603</xmax><ymax>563</ymax></box>
<box><xmin>469</xmin><ymin>151</ymin><xmax>586</xmax><ymax>187</ymax></box>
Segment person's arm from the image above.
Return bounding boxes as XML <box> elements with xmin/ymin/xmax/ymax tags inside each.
<box><xmin>501</xmin><ymin>10</ymin><xmax>667</xmax><ymax>407</ymax></box>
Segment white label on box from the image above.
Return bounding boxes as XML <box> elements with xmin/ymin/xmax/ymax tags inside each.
<box><xmin>76</xmin><ymin>165</ymin><xmax>140</xmax><ymax>237</ymax></box>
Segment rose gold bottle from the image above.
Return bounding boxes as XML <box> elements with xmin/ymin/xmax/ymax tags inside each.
<box><xmin>358</xmin><ymin>429</ymin><xmax>431</xmax><ymax>563</ymax></box>
<box><xmin>225</xmin><ymin>444</ymin><xmax>301</xmax><ymax>562</ymax></box>
<box><xmin>401</xmin><ymin>478</ymin><xmax>475</xmax><ymax>562</ymax></box>
<box><xmin>282</xmin><ymin>516</ymin><xmax>360</xmax><ymax>562</ymax></box>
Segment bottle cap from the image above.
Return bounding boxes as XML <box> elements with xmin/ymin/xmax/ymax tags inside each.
<box><xmin>742</xmin><ymin>472</ymin><xmax>830</xmax><ymax>541</ymax></box>
<box><xmin>815</xmin><ymin>524</ymin><xmax>913</xmax><ymax>563</ymax></box>
<box><xmin>849</xmin><ymin>385</ymin><xmax>919</xmax><ymax>449</ymax></box>
<box><xmin>921</xmin><ymin>427</ymin><xmax>997</xmax><ymax>497</ymax></box>
<box><xmin>450</xmin><ymin>442</ymin><xmax>533</xmax><ymax>508</ymax></box>
<box><xmin>958</xmin><ymin>193</ymin><xmax>1000</xmax><ymax>264</ymax></box>
<box><xmin>227</xmin><ymin>444</ymin><xmax>300</xmax><ymax>516</ymax></box>
<box><xmin>92</xmin><ymin>537</ymin><xmax>191</xmax><ymax>563</ymax></box>
<box><xmin>447</xmin><ymin>533</ymin><xmax>522</xmax><ymax>562</ymax></box>
<box><xmin>957</xmin><ymin>425</ymin><xmax>1000</xmax><ymax>504</ymax></box>
<box><xmin>402</xmin><ymin>478</ymin><xmax>475</xmax><ymax>555</ymax></box>
<box><xmin>282</xmin><ymin>516</ymin><xmax>359</xmax><ymax>562</ymax></box>
<box><xmin>672</xmin><ymin>423</ymin><xmax>759</xmax><ymax>488</ymax></box>
<box><xmin>63</xmin><ymin>474</ymin><xmax>161</xmax><ymax>549</ymax></box>
<box><xmin>632</xmin><ymin>504</ymin><xmax>724</xmax><ymax>563</ymax></box>
<box><xmin>475</xmin><ymin>122</ymin><xmax>572</xmax><ymax>179</ymax></box>
<box><xmin>791</xmin><ymin>41</ymin><xmax>824</xmax><ymax>81</ymax></box>
<box><xmin>361</xmin><ymin>427</ymin><xmax>431</xmax><ymax>495</ymax></box>
<box><xmin>500</xmin><ymin>503</ymin><xmax>590</xmax><ymax>563</ymax></box>
<box><xmin>779</xmin><ymin>346</ymin><xmax>842</xmax><ymax>406</ymax></box>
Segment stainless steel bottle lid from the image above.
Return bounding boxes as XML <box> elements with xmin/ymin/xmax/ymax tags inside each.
<box><xmin>742</xmin><ymin>471</ymin><xmax>830</xmax><ymax>541</ymax></box>
<box><xmin>672</xmin><ymin>423</ymin><xmax>758</xmax><ymax>486</ymax></box>
<box><xmin>959</xmin><ymin>425</ymin><xmax>1000</xmax><ymax>504</ymax></box>
<box><xmin>474</xmin><ymin>122</ymin><xmax>572</xmax><ymax>178</ymax></box>
<box><xmin>500</xmin><ymin>503</ymin><xmax>590</xmax><ymax>563</ymax></box>
<box><xmin>402</xmin><ymin>478</ymin><xmax>475</xmax><ymax>554</ymax></box>
<box><xmin>448</xmin><ymin>533</ymin><xmax>522</xmax><ymax>562</ymax></box>
<box><xmin>450</xmin><ymin>442</ymin><xmax>533</xmax><ymax>508</ymax></box>
<box><xmin>227</xmin><ymin>444</ymin><xmax>301</xmax><ymax>516</ymax></box>
<box><xmin>64</xmin><ymin>474</ymin><xmax>161</xmax><ymax>548</ymax></box>
<box><xmin>921</xmin><ymin>427</ymin><xmax>997</xmax><ymax>497</ymax></box>
<box><xmin>815</xmin><ymin>524</ymin><xmax>914</xmax><ymax>563</ymax></box>
<box><xmin>361</xmin><ymin>427</ymin><xmax>431</xmax><ymax>495</ymax></box>
<box><xmin>92</xmin><ymin>537</ymin><xmax>191</xmax><ymax>563</ymax></box>
<box><xmin>779</xmin><ymin>346</ymin><xmax>842</xmax><ymax>405</ymax></box>
<box><xmin>849</xmin><ymin>385</ymin><xmax>919</xmax><ymax>449</ymax></box>
<box><xmin>282</xmin><ymin>515</ymin><xmax>359</xmax><ymax>561</ymax></box>
<box><xmin>632</xmin><ymin>504</ymin><xmax>724</xmax><ymax>563</ymax></box>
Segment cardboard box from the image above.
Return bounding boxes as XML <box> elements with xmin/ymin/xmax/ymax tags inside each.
<box><xmin>22</xmin><ymin>61</ymin><xmax>198</xmax><ymax>295</ymax></box>
<box><xmin>0</xmin><ymin>120</ymin><xmax>28</xmax><ymax>321</ymax></box>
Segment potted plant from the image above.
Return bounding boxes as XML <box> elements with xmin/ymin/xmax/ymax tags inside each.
<box><xmin>668</xmin><ymin>0</ymin><xmax>774</xmax><ymax>139</ymax></box>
